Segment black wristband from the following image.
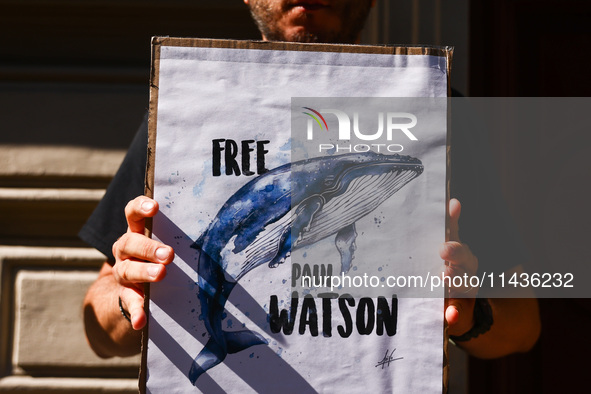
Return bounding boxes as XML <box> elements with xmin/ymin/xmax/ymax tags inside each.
<box><xmin>449</xmin><ymin>298</ymin><xmax>493</xmax><ymax>342</ymax></box>
<box><xmin>118</xmin><ymin>296</ymin><xmax>132</xmax><ymax>324</ymax></box>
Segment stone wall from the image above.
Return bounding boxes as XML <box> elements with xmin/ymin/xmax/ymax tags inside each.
<box><xmin>0</xmin><ymin>147</ymin><xmax>141</xmax><ymax>393</ymax></box>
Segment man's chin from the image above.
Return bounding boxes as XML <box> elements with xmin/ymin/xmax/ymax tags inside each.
<box><xmin>284</xmin><ymin>27</ymin><xmax>320</xmax><ymax>43</ymax></box>
<box><xmin>282</xmin><ymin>25</ymin><xmax>341</xmax><ymax>43</ymax></box>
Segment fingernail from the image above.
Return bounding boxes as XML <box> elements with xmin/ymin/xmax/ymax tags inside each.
<box><xmin>155</xmin><ymin>247</ymin><xmax>170</xmax><ymax>261</ymax></box>
<box><xmin>141</xmin><ymin>201</ymin><xmax>155</xmax><ymax>212</ymax></box>
<box><xmin>130</xmin><ymin>312</ymin><xmax>141</xmax><ymax>330</ymax></box>
<box><xmin>130</xmin><ymin>314</ymin><xmax>138</xmax><ymax>329</ymax></box>
<box><xmin>148</xmin><ymin>265</ymin><xmax>161</xmax><ymax>278</ymax></box>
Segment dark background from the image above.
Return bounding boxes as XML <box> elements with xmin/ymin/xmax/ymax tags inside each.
<box><xmin>1</xmin><ymin>0</ymin><xmax>589</xmax><ymax>392</ymax></box>
<box><xmin>469</xmin><ymin>1</ymin><xmax>591</xmax><ymax>393</ymax></box>
<box><xmin>0</xmin><ymin>0</ymin><xmax>260</xmax><ymax>149</ymax></box>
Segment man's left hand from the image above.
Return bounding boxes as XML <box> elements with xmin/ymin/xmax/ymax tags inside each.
<box><xmin>440</xmin><ymin>198</ymin><xmax>479</xmax><ymax>336</ymax></box>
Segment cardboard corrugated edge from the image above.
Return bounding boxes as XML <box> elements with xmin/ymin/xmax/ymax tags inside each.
<box><xmin>140</xmin><ymin>37</ymin><xmax>453</xmax><ymax>394</ymax></box>
<box><xmin>443</xmin><ymin>47</ymin><xmax>454</xmax><ymax>394</ymax></box>
<box><xmin>139</xmin><ymin>36</ymin><xmax>161</xmax><ymax>394</ymax></box>
<box><xmin>150</xmin><ymin>36</ymin><xmax>451</xmax><ymax>57</ymax></box>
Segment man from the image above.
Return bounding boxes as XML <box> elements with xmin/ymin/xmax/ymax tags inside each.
<box><xmin>81</xmin><ymin>0</ymin><xmax>539</xmax><ymax>362</ymax></box>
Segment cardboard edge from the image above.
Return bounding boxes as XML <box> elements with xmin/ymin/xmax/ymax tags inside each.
<box><xmin>141</xmin><ymin>37</ymin><xmax>454</xmax><ymax>393</ymax></box>
<box><xmin>138</xmin><ymin>36</ymin><xmax>162</xmax><ymax>394</ymax></box>
<box><xmin>151</xmin><ymin>36</ymin><xmax>451</xmax><ymax>57</ymax></box>
<box><xmin>442</xmin><ymin>45</ymin><xmax>454</xmax><ymax>394</ymax></box>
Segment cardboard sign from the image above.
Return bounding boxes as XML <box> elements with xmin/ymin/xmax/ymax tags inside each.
<box><xmin>143</xmin><ymin>38</ymin><xmax>451</xmax><ymax>393</ymax></box>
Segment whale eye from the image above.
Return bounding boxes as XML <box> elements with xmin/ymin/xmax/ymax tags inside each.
<box><xmin>324</xmin><ymin>175</ymin><xmax>335</xmax><ymax>186</ymax></box>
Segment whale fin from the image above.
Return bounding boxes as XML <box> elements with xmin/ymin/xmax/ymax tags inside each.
<box><xmin>335</xmin><ymin>223</ymin><xmax>357</xmax><ymax>274</ymax></box>
<box><xmin>225</xmin><ymin>329</ymin><xmax>268</xmax><ymax>354</ymax></box>
<box><xmin>268</xmin><ymin>194</ymin><xmax>324</xmax><ymax>268</ymax></box>
<box><xmin>292</xmin><ymin>195</ymin><xmax>325</xmax><ymax>247</ymax></box>
<box><xmin>268</xmin><ymin>229</ymin><xmax>291</xmax><ymax>268</ymax></box>
<box><xmin>188</xmin><ymin>330</ymin><xmax>268</xmax><ymax>385</ymax></box>
<box><xmin>189</xmin><ymin>337</ymin><xmax>226</xmax><ymax>385</ymax></box>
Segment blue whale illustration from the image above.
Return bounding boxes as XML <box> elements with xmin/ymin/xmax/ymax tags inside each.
<box><xmin>188</xmin><ymin>151</ymin><xmax>423</xmax><ymax>384</ymax></box>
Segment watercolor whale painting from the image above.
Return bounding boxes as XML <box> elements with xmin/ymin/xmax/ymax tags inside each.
<box><xmin>188</xmin><ymin>151</ymin><xmax>423</xmax><ymax>384</ymax></box>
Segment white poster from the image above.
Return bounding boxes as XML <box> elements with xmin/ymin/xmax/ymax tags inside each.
<box><xmin>146</xmin><ymin>39</ymin><xmax>450</xmax><ymax>393</ymax></box>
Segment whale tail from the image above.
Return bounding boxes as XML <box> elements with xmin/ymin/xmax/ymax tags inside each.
<box><xmin>189</xmin><ymin>330</ymin><xmax>268</xmax><ymax>385</ymax></box>
<box><xmin>190</xmin><ymin>248</ymin><xmax>268</xmax><ymax>384</ymax></box>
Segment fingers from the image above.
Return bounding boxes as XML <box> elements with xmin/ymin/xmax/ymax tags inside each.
<box><xmin>441</xmin><ymin>198</ymin><xmax>479</xmax><ymax>301</ymax></box>
<box><xmin>120</xmin><ymin>286</ymin><xmax>147</xmax><ymax>330</ymax></box>
<box><xmin>439</xmin><ymin>241</ymin><xmax>476</xmax><ymax>271</ymax></box>
<box><xmin>112</xmin><ymin>196</ymin><xmax>174</xmax><ymax>331</ymax></box>
<box><xmin>443</xmin><ymin>198</ymin><xmax>478</xmax><ymax>336</ymax></box>
<box><xmin>441</xmin><ymin>198</ymin><xmax>478</xmax><ymax>279</ymax></box>
<box><xmin>112</xmin><ymin>234</ymin><xmax>173</xmax><ymax>283</ymax></box>
<box><xmin>445</xmin><ymin>298</ymin><xmax>476</xmax><ymax>336</ymax></box>
<box><xmin>124</xmin><ymin>196</ymin><xmax>159</xmax><ymax>234</ymax></box>
<box><xmin>113</xmin><ymin>232</ymin><xmax>174</xmax><ymax>265</ymax></box>
<box><xmin>441</xmin><ymin>242</ymin><xmax>478</xmax><ymax>298</ymax></box>
<box><xmin>448</xmin><ymin>198</ymin><xmax>461</xmax><ymax>242</ymax></box>
<box><xmin>112</xmin><ymin>259</ymin><xmax>167</xmax><ymax>286</ymax></box>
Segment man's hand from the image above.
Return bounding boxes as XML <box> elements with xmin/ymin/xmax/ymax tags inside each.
<box><xmin>83</xmin><ymin>196</ymin><xmax>174</xmax><ymax>358</ymax></box>
<box><xmin>440</xmin><ymin>198</ymin><xmax>479</xmax><ymax>336</ymax></box>
<box><xmin>112</xmin><ymin>196</ymin><xmax>175</xmax><ymax>330</ymax></box>
<box><xmin>440</xmin><ymin>199</ymin><xmax>541</xmax><ymax>358</ymax></box>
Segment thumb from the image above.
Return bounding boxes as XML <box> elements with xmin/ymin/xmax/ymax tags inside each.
<box><xmin>445</xmin><ymin>297</ymin><xmax>475</xmax><ymax>336</ymax></box>
<box><xmin>448</xmin><ymin>198</ymin><xmax>461</xmax><ymax>242</ymax></box>
<box><xmin>445</xmin><ymin>303</ymin><xmax>460</xmax><ymax>326</ymax></box>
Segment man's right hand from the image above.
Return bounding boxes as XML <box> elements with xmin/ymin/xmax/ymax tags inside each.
<box><xmin>111</xmin><ymin>196</ymin><xmax>175</xmax><ymax>330</ymax></box>
<box><xmin>84</xmin><ymin>196</ymin><xmax>174</xmax><ymax>357</ymax></box>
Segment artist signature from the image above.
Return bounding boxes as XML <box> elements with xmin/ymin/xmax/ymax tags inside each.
<box><xmin>375</xmin><ymin>349</ymin><xmax>403</xmax><ymax>369</ymax></box>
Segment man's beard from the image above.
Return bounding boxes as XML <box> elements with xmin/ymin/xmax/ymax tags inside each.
<box><xmin>248</xmin><ymin>0</ymin><xmax>373</xmax><ymax>44</ymax></box>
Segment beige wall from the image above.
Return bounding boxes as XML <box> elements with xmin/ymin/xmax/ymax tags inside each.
<box><xmin>0</xmin><ymin>147</ymin><xmax>141</xmax><ymax>393</ymax></box>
